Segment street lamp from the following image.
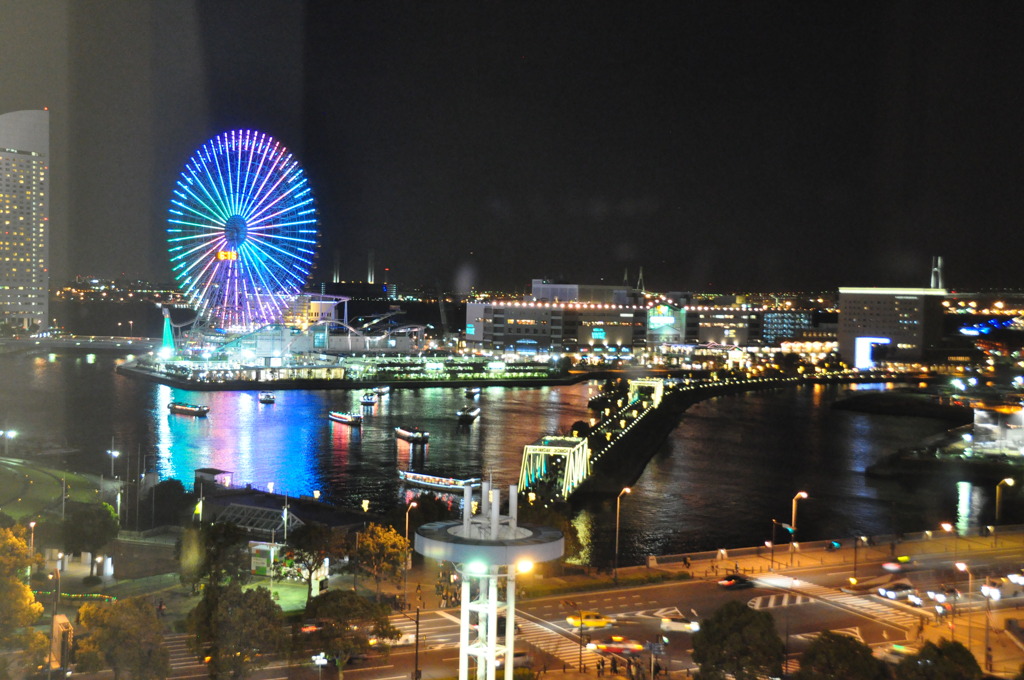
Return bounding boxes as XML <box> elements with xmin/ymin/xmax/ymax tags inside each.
<box><xmin>0</xmin><ymin>429</ymin><xmax>17</xmax><ymax>456</ymax></box>
<box><xmin>46</xmin><ymin>567</ymin><xmax>61</xmax><ymax>680</ymax></box>
<box><xmin>108</xmin><ymin>449</ymin><xmax>120</xmax><ymax>478</ymax></box>
<box><xmin>996</xmin><ymin>477</ymin><xmax>1015</xmax><ymax>524</ymax></box>
<box><xmin>981</xmin><ymin>579</ymin><xmax>1001</xmax><ymax>672</ymax></box>
<box><xmin>614</xmin><ymin>486</ymin><xmax>631</xmax><ymax>582</ymax></box>
<box><xmin>27</xmin><ymin>521</ymin><xmax>36</xmax><ymax>580</ymax></box>
<box><xmin>404</xmin><ymin>501</ymin><xmax>417</xmax><ymax>609</ymax></box>
<box><xmin>790</xmin><ymin>491</ymin><xmax>808</xmax><ymax>565</ymax></box>
<box><xmin>942</xmin><ymin>522</ymin><xmax>956</xmax><ymax>563</ymax></box>
<box><xmin>956</xmin><ymin>562</ymin><xmax>974</xmax><ymax>654</ymax></box>
<box><xmin>852</xmin><ymin>535</ymin><xmax>867</xmax><ymax>580</ymax></box>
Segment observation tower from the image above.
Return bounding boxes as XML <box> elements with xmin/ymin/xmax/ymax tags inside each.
<box><xmin>415</xmin><ymin>483</ymin><xmax>563</xmax><ymax>680</ymax></box>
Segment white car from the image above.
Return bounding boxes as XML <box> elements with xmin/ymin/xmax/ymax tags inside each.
<box><xmin>495</xmin><ymin>651</ymin><xmax>532</xmax><ymax>669</ymax></box>
<box><xmin>660</xmin><ymin>616</ymin><xmax>700</xmax><ymax>633</ymax></box>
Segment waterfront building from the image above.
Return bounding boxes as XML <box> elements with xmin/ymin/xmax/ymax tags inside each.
<box><xmin>0</xmin><ymin>110</ymin><xmax>49</xmax><ymax>331</ymax></box>
<box><xmin>837</xmin><ymin>287</ymin><xmax>947</xmax><ymax>368</ymax></box>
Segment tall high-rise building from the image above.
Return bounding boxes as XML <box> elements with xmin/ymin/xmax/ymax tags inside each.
<box><xmin>0</xmin><ymin>110</ymin><xmax>49</xmax><ymax>331</ymax></box>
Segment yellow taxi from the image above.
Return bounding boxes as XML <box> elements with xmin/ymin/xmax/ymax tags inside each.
<box><xmin>565</xmin><ymin>611</ymin><xmax>613</xmax><ymax>628</ymax></box>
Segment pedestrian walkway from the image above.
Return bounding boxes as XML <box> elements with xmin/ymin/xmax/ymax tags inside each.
<box><xmin>755</xmin><ymin>574</ymin><xmax>923</xmax><ymax>632</ymax></box>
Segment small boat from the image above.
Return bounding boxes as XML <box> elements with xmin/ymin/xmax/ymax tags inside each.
<box><xmin>374</xmin><ymin>385</ymin><xmax>391</xmax><ymax>395</ymax></box>
<box><xmin>360</xmin><ymin>392</ymin><xmax>378</xmax><ymax>405</ymax></box>
<box><xmin>168</xmin><ymin>402</ymin><xmax>209</xmax><ymax>417</ymax></box>
<box><xmin>329</xmin><ymin>411</ymin><xmax>362</xmax><ymax>426</ymax></box>
<box><xmin>395</xmin><ymin>426</ymin><xmax>429</xmax><ymax>443</ymax></box>
<box><xmin>457</xmin><ymin>405</ymin><xmax>481</xmax><ymax>423</ymax></box>
<box><xmin>398</xmin><ymin>470</ymin><xmax>482</xmax><ymax>491</ymax></box>
<box><xmin>258</xmin><ymin>392</ymin><xmax>276</xmax><ymax>404</ymax></box>
<box><xmin>465</xmin><ymin>387</ymin><xmax>482</xmax><ymax>398</ymax></box>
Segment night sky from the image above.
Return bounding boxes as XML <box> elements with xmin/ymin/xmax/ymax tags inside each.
<box><xmin>3</xmin><ymin>2</ymin><xmax>1024</xmax><ymax>293</ymax></box>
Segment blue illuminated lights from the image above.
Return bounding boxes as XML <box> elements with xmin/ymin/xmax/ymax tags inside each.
<box><xmin>167</xmin><ymin>129</ymin><xmax>319</xmax><ymax>331</ymax></box>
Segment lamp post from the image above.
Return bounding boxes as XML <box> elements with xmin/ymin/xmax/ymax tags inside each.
<box><xmin>852</xmin><ymin>535</ymin><xmax>866</xmax><ymax>580</ymax></box>
<box><xmin>941</xmin><ymin>522</ymin><xmax>956</xmax><ymax>563</ymax></box>
<box><xmin>614</xmin><ymin>487</ymin><xmax>631</xmax><ymax>582</ymax></box>
<box><xmin>956</xmin><ymin>562</ymin><xmax>974</xmax><ymax>656</ymax></box>
<box><xmin>1</xmin><ymin>429</ymin><xmax>17</xmax><ymax>456</ymax></box>
<box><xmin>47</xmin><ymin>567</ymin><xmax>61</xmax><ymax>680</ymax></box>
<box><xmin>562</xmin><ymin>599</ymin><xmax>584</xmax><ymax>670</ymax></box>
<box><xmin>996</xmin><ymin>477</ymin><xmax>1015</xmax><ymax>525</ymax></box>
<box><xmin>404</xmin><ymin>501</ymin><xmax>417</xmax><ymax>609</ymax></box>
<box><xmin>790</xmin><ymin>491</ymin><xmax>808</xmax><ymax>566</ymax></box>
<box><xmin>27</xmin><ymin>521</ymin><xmax>36</xmax><ymax>580</ymax></box>
<box><xmin>981</xmin><ymin>580</ymin><xmax>1001</xmax><ymax>672</ymax></box>
<box><xmin>108</xmin><ymin>448</ymin><xmax>120</xmax><ymax>478</ymax></box>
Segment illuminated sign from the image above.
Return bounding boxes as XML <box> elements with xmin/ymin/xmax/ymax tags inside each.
<box><xmin>487</xmin><ymin>361</ymin><xmax>506</xmax><ymax>371</ymax></box>
<box><xmin>217</xmin><ymin>251</ymin><xmax>238</xmax><ymax>261</ymax></box>
<box><xmin>592</xmin><ymin>328</ymin><xmax>606</xmax><ymax>340</ymax></box>
<box><xmin>466</xmin><ymin>323</ymin><xmax>476</xmax><ymax>335</ymax></box>
<box><xmin>425</xmin><ymin>362</ymin><xmax>445</xmax><ymax>371</ymax></box>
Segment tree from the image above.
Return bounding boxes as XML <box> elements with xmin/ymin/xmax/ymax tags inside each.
<box><xmin>76</xmin><ymin>597</ymin><xmax>169</xmax><ymax>680</ymax></box>
<box><xmin>796</xmin><ymin>631</ymin><xmax>886</xmax><ymax>680</ymax></box>
<box><xmin>177</xmin><ymin>522</ymin><xmax>252</xmax><ymax>592</ymax></box>
<box><xmin>894</xmin><ymin>639</ymin><xmax>982</xmax><ymax>680</ymax></box>
<box><xmin>186</xmin><ymin>583</ymin><xmax>284</xmax><ymax>680</ymax></box>
<box><xmin>0</xmin><ymin>526</ymin><xmax>44</xmax><ymax>653</ymax></box>
<box><xmin>299</xmin><ymin>590</ymin><xmax>400</xmax><ymax>670</ymax></box>
<box><xmin>692</xmin><ymin>600</ymin><xmax>785</xmax><ymax>680</ymax></box>
<box><xmin>63</xmin><ymin>502</ymin><xmax>119</xmax><ymax>576</ymax></box>
<box><xmin>518</xmin><ymin>501</ymin><xmax>583</xmax><ymax>563</ymax></box>
<box><xmin>351</xmin><ymin>523</ymin><xmax>406</xmax><ymax>600</ymax></box>
<box><xmin>146</xmin><ymin>479</ymin><xmax>192</xmax><ymax>527</ymax></box>
<box><xmin>281</xmin><ymin>523</ymin><xmax>346</xmax><ymax>604</ymax></box>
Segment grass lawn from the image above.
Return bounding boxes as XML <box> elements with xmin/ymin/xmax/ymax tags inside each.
<box><xmin>0</xmin><ymin>457</ymin><xmax>102</xmax><ymax>520</ymax></box>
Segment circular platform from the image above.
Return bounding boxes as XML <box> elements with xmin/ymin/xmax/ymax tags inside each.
<box><xmin>415</xmin><ymin>520</ymin><xmax>564</xmax><ymax>566</ymax></box>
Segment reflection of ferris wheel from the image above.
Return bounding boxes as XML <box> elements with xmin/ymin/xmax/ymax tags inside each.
<box><xmin>167</xmin><ymin>129</ymin><xmax>319</xmax><ymax>331</ymax></box>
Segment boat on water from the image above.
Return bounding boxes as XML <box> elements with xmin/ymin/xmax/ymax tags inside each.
<box><xmin>374</xmin><ymin>385</ymin><xmax>391</xmax><ymax>395</ymax></box>
<box><xmin>465</xmin><ymin>387</ymin><xmax>482</xmax><ymax>398</ymax></box>
<box><xmin>360</xmin><ymin>392</ymin><xmax>378</xmax><ymax>405</ymax></box>
<box><xmin>328</xmin><ymin>411</ymin><xmax>362</xmax><ymax>426</ymax></box>
<box><xmin>395</xmin><ymin>426</ymin><xmax>429</xmax><ymax>443</ymax></box>
<box><xmin>398</xmin><ymin>470</ymin><xmax>482</xmax><ymax>491</ymax></box>
<box><xmin>457</xmin><ymin>405</ymin><xmax>481</xmax><ymax>423</ymax></box>
<box><xmin>258</xmin><ymin>392</ymin><xmax>276</xmax><ymax>404</ymax></box>
<box><xmin>168</xmin><ymin>402</ymin><xmax>210</xmax><ymax>417</ymax></box>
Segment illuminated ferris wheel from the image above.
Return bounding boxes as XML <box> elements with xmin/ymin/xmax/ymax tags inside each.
<box><xmin>167</xmin><ymin>129</ymin><xmax>318</xmax><ymax>331</ymax></box>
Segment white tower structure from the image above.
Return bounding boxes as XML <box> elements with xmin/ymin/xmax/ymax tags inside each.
<box><xmin>0</xmin><ymin>110</ymin><xmax>49</xmax><ymax>331</ymax></box>
<box><xmin>415</xmin><ymin>483</ymin><xmax>563</xmax><ymax>680</ymax></box>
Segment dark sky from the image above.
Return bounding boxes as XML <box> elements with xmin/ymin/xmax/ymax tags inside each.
<box><xmin>3</xmin><ymin>2</ymin><xmax>1024</xmax><ymax>293</ymax></box>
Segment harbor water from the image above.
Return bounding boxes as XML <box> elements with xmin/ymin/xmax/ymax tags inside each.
<box><xmin>0</xmin><ymin>351</ymin><xmax>1006</xmax><ymax>567</ymax></box>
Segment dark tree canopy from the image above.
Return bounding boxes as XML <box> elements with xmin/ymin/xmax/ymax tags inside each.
<box><xmin>76</xmin><ymin>597</ymin><xmax>169</xmax><ymax>680</ymax></box>
<box><xmin>692</xmin><ymin>600</ymin><xmax>785</xmax><ymax>680</ymax></box>
<box><xmin>351</xmin><ymin>523</ymin><xmax>406</xmax><ymax>600</ymax></box>
<box><xmin>186</xmin><ymin>583</ymin><xmax>283</xmax><ymax>680</ymax></box>
<box><xmin>894</xmin><ymin>639</ymin><xmax>982</xmax><ymax>680</ymax></box>
<box><xmin>281</xmin><ymin>522</ymin><xmax>346</xmax><ymax>604</ymax></box>
<box><xmin>177</xmin><ymin>522</ymin><xmax>252</xmax><ymax>592</ymax></box>
<box><xmin>796</xmin><ymin>631</ymin><xmax>886</xmax><ymax>680</ymax></box>
<box><xmin>299</xmin><ymin>590</ymin><xmax>399</xmax><ymax>666</ymax></box>
<box><xmin>63</xmin><ymin>502</ymin><xmax>119</xmax><ymax>576</ymax></box>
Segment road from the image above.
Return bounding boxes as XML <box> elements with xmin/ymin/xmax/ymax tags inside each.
<box><xmin>160</xmin><ymin>547</ymin><xmax>1024</xmax><ymax>679</ymax></box>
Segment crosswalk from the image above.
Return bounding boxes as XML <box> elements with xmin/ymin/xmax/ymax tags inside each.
<box><xmin>748</xmin><ymin>593</ymin><xmax>812</xmax><ymax>609</ymax></box>
<box><xmin>163</xmin><ymin>633</ymin><xmax>207</xmax><ymax>679</ymax></box>
<box><xmin>385</xmin><ymin>610</ymin><xmax>606</xmax><ymax>669</ymax></box>
<box><xmin>755</xmin><ymin>575</ymin><xmax>923</xmax><ymax>631</ymax></box>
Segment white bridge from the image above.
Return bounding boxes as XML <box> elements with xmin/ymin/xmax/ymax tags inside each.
<box><xmin>518</xmin><ymin>378</ymin><xmax>666</xmax><ymax>500</ymax></box>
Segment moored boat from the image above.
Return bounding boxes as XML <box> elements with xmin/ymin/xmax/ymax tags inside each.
<box><xmin>395</xmin><ymin>425</ymin><xmax>429</xmax><ymax>443</ymax></box>
<box><xmin>457</xmin><ymin>405</ymin><xmax>481</xmax><ymax>423</ymax></box>
<box><xmin>398</xmin><ymin>470</ymin><xmax>482</xmax><ymax>491</ymax></box>
<box><xmin>465</xmin><ymin>387</ymin><xmax>482</xmax><ymax>398</ymax></box>
<box><xmin>168</xmin><ymin>402</ymin><xmax>210</xmax><ymax>417</ymax></box>
<box><xmin>374</xmin><ymin>385</ymin><xmax>391</xmax><ymax>395</ymax></box>
<box><xmin>328</xmin><ymin>411</ymin><xmax>362</xmax><ymax>426</ymax></box>
<box><xmin>360</xmin><ymin>391</ymin><xmax>378</xmax><ymax>405</ymax></box>
<box><xmin>258</xmin><ymin>391</ymin><xmax>276</xmax><ymax>404</ymax></box>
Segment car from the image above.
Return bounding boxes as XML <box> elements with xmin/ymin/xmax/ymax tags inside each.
<box><xmin>566</xmin><ymin>611</ymin><xmax>613</xmax><ymax>628</ymax></box>
<box><xmin>717</xmin><ymin>574</ymin><xmax>754</xmax><ymax>589</ymax></box>
<box><xmin>495</xmin><ymin>651</ymin><xmax>532</xmax><ymax>669</ymax></box>
<box><xmin>925</xmin><ymin>585</ymin><xmax>961</xmax><ymax>603</ymax></box>
<box><xmin>368</xmin><ymin>632</ymin><xmax>416</xmax><ymax>647</ymax></box>
<box><xmin>660</xmin><ymin>616</ymin><xmax>700</xmax><ymax>633</ymax></box>
<box><xmin>587</xmin><ymin>636</ymin><xmax>644</xmax><ymax>655</ymax></box>
<box><xmin>878</xmin><ymin>582</ymin><xmax>922</xmax><ymax>605</ymax></box>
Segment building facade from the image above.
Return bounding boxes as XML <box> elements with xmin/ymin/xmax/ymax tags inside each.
<box><xmin>0</xmin><ymin>110</ymin><xmax>49</xmax><ymax>331</ymax></box>
<box><xmin>837</xmin><ymin>287</ymin><xmax>946</xmax><ymax>368</ymax></box>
